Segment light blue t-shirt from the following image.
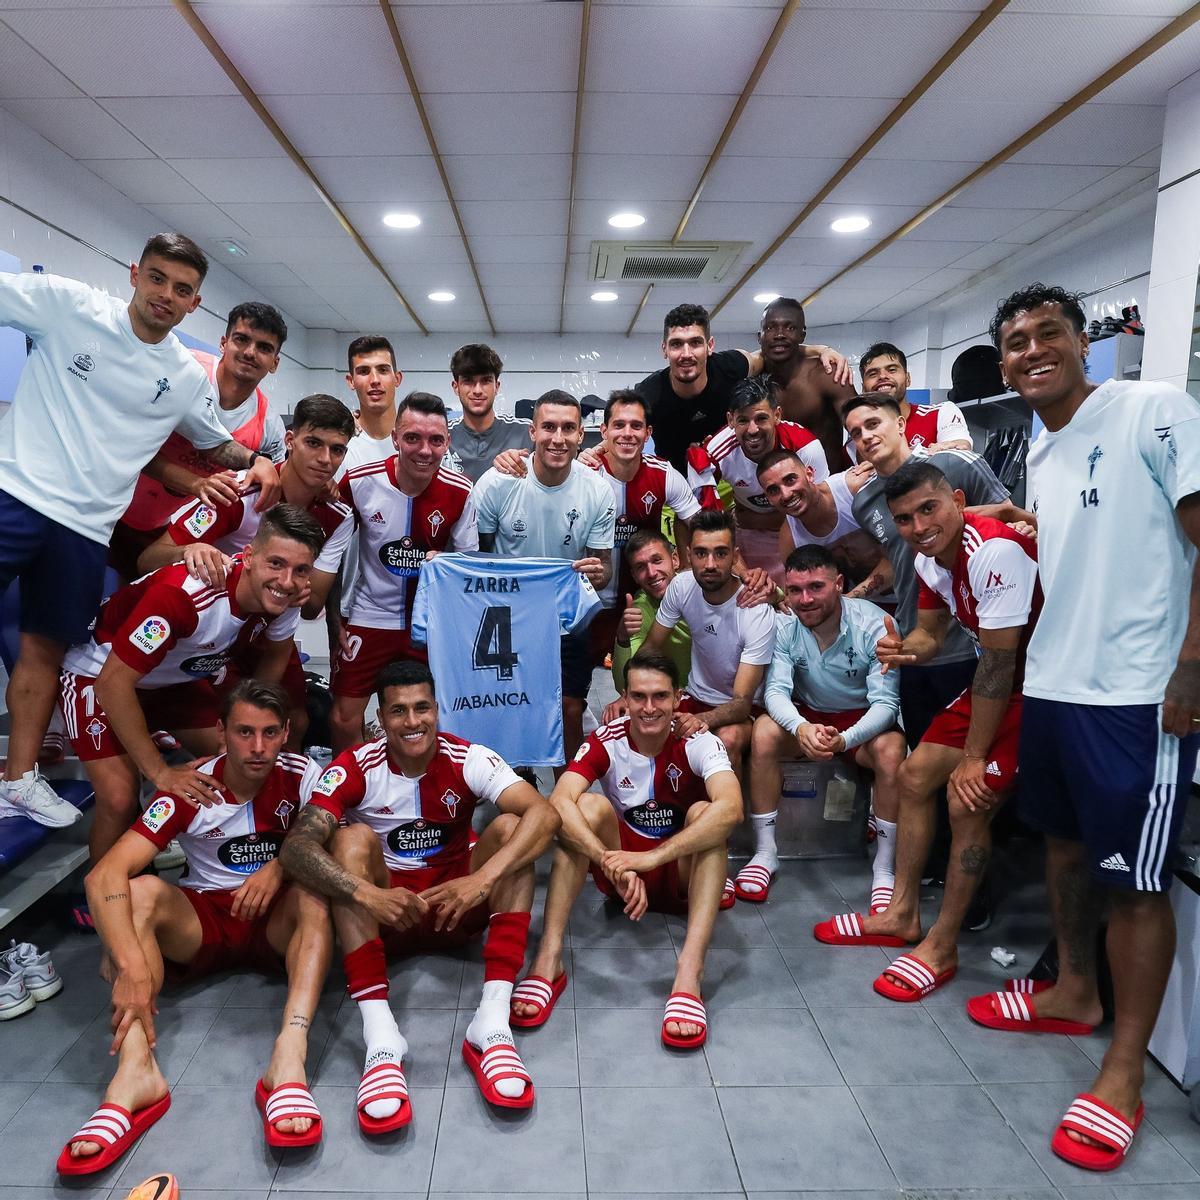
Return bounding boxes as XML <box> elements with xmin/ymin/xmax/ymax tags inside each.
<box><xmin>410</xmin><ymin>553</ymin><xmax>601</xmax><ymax>766</ymax></box>
<box><xmin>472</xmin><ymin>460</ymin><xmax>616</xmax><ymax>559</ymax></box>
<box><xmin>765</xmin><ymin>599</ymin><xmax>899</xmax><ymax>749</ymax></box>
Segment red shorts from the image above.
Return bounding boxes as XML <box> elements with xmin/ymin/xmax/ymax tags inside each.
<box><xmin>796</xmin><ymin>703</ymin><xmax>876</xmax><ymax>770</ymax></box>
<box><xmin>590</xmin><ymin>824</ymin><xmax>689</xmax><ymax>916</ymax></box>
<box><xmin>331</xmin><ymin>624</ymin><xmax>427</xmax><ymax>698</ymax></box>
<box><xmin>168</xmin><ymin>886</ymin><xmax>284</xmax><ymax>981</ymax></box>
<box><xmin>921</xmin><ymin>689</ymin><xmax>1023</xmax><ymax>794</ymax></box>
<box><xmin>59</xmin><ymin>671</ymin><xmax>222</xmax><ymax>762</ymax></box>
<box><xmin>588</xmin><ymin>606</ymin><xmax>620</xmax><ymax>668</ymax></box>
<box><xmin>382</xmin><ymin>854</ymin><xmax>488</xmax><ymax>954</ymax></box>
<box><xmin>678</xmin><ymin>693</ymin><xmax>765</xmax><ymax>720</ymax></box>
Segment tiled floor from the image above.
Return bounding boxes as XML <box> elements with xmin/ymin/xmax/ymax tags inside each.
<box><xmin>1</xmin><ymin>855</ymin><xmax>1197</xmax><ymax>1200</ymax></box>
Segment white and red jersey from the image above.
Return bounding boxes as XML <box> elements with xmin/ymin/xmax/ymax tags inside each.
<box><xmin>567</xmin><ymin>718</ymin><xmax>732</xmax><ymax>845</ymax></box>
<box><xmin>590</xmin><ymin>450</ymin><xmax>700</xmax><ymax>606</ymax></box>
<box><xmin>338</xmin><ymin>456</ymin><xmax>478</xmax><ymax>630</ymax></box>
<box><xmin>915</xmin><ymin>512</ymin><xmax>1041</xmax><ymax>687</ymax></box>
<box><xmin>131</xmin><ymin>751</ymin><xmax>318</xmax><ymax>892</ymax></box>
<box><xmin>688</xmin><ymin>421</ymin><xmax>829</xmax><ymax>514</ymax></box>
<box><xmin>307</xmin><ymin>732</ymin><xmax>520</xmax><ymax>873</ymax></box>
<box><xmin>163</xmin><ymin>472</ymin><xmax>352</xmax><ymax>574</ymax></box>
<box><xmin>903</xmin><ymin>401</ymin><xmax>970</xmax><ymax>450</ymax></box>
<box><xmin>62</xmin><ymin>556</ymin><xmax>299</xmax><ymax>687</ymax></box>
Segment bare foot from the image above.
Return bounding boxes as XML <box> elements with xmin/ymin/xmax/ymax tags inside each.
<box><xmin>511</xmin><ymin>952</ymin><xmax>565</xmax><ymax>1023</ymax></box>
<box><xmin>261</xmin><ymin>1030</ymin><xmax>313</xmax><ymax>1137</ymax></box>
<box><xmin>1065</xmin><ymin>1065</ymin><xmax>1142</xmax><ymax>1148</ymax></box>
<box><xmin>69</xmin><ymin>1052</ymin><xmax>168</xmax><ymax>1160</ymax></box>
<box><xmin>1022</xmin><ymin>982</ymin><xmax>1104</xmax><ymax>1029</ymax></box>
<box><xmin>861</xmin><ymin>907</ymin><xmax>922</xmax><ymax>944</ymax></box>
<box><xmin>666</xmin><ymin>965</ymin><xmax>705</xmax><ymax>1041</ymax></box>
<box><xmin>881</xmin><ymin>936</ymin><xmax>956</xmax><ymax>994</ymax></box>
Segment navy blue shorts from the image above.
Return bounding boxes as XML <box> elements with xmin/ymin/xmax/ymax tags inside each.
<box><xmin>0</xmin><ymin>490</ymin><xmax>108</xmax><ymax>645</ymax></box>
<box><xmin>1018</xmin><ymin>696</ymin><xmax>1200</xmax><ymax>892</ymax></box>
<box><xmin>560</xmin><ymin>624</ymin><xmax>594</xmax><ymax>700</ymax></box>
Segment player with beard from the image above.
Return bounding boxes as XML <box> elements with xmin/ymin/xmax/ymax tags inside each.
<box><xmin>446</xmin><ymin>343</ymin><xmax>530</xmax><ymax>482</ymax></box>
<box><xmin>858</xmin><ymin>342</ymin><xmax>971</xmax><ymax>454</ymax></box>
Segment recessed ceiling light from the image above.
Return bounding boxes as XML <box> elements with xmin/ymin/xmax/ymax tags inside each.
<box><xmin>591</xmin><ymin>290</ymin><xmax>619</xmax><ymax>302</ymax></box>
<box><xmin>608</xmin><ymin>211</ymin><xmax>645</xmax><ymax>229</ymax></box>
<box><xmin>216</xmin><ymin>239</ymin><xmax>248</xmax><ymax>257</ymax></box>
<box><xmin>753</xmin><ymin>292</ymin><xmax>779</xmax><ymax>304</ymax></box>
<box><xmin>831</xmin><ymin>214</ymin><xmax>871</xmax><ymax>234</ymax></box>
<box><xmin>428</xmin><ymin>290</ymin><xmax>455</xmax><ymax>303</ymax></box>
<box><xmin>383</xmin><ymin>212</ymin><xmax>421</xmax><ymax>229</ymax></box>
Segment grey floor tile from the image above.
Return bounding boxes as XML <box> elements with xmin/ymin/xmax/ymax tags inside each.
<box><xmin>2</xmin><ymin>1190</ymin><xmax>113</xmax><ymax>1200</ymax></box>
<box><xmin>571</xmin><ymin>948</ymin><xmax>679</xmax><ymax>1009</ymax></box>
<box><xmin>269</xmin><ymin>1084</ymin><xmax>441</xmax><ymax>1193</ymax></box>
<box><xmin>583</xmin><ymin>1085</ymin><xmax>740</xmax><ymax>1193</ymax></box>
<box><xmin>1060</xmin><ymin>1186</ymin><xmax>1200</xmax><ymax>1200</ymax></box>
<box><xmin>160</xmin><ymin>969</ymin><xmax>240</xmax><ymax>1010</ymax></box>
<box><xmin>593</xmin><ymin>1195</ymin><xmax>744</xmax><ymax>1200</ymax></box>
<box><xmin>756</xmin><ymin>889</ymin><xmax>857</xmax><ymax>947</ymax></box>
<box><xmin>0</xmin><ymin>1080</ymin><xmax>145</xmax><ymax>1187</ymax></box>
<box><xmin>929</xmin><ymin>1002</ymin><xmax>1102</xmax><ymax>1083</ymax></box>
<box><xmin>47</xmin><ymin>1004</ymin><xmax>220</xmax><ymax>1088</ymax></box>
<box><xmin>452</xmin><ymin>1006</ymin><xmax>579</xmax><ymax>1089</ymax></box>
<box><xmin>176</xmin><ymin>1004</ymin><xmax>336</xmax><ymax>1087</ymax></box>
<box><xmin>38</xmin><ymin>942</ymin><xmax>112</xmax><ymax>1015</ymax></box>
<box><xmin>163</xmin><ymin>1194</ymin><xmax>271</xmax><ymax>1200</ymax></box>
<box><xmin>313</xmin><ymin>1007</ymin><xmax>457</xmax><ymax>1089</ymax></box>
<box><xmin>429</xmin><ymin>1086</ymin><xmax>585</xmax><ymax>1193</ymax></box>
<box><xmin>273</xmin><ymin>1195</ymin><xmax>422</xmax><ymax>1199</ymax></box>
<box><xmin>0</xmin><ymin>1003</ymin><xmax>101</xmax><ymax>1080</ymax></box>
<box><xmin>576</xmin><ymin>1007</ymin><xmax>712</xmax><ymax>1087</ymax></box>
<box><xmin>703</xmin><ymin>1007</ymin><xmax>841</xmax><ymax>1087</ymax></box>
<box><xmin>780</xmin><ymin>945</ymin><xmax>897</xmax><ymax>1010</ymax></box>
<box><xmin>1072</xmin><ymin>1026</ymin><xmax>1113</xmax><ymax>1068</ymax></box>
<box><xmin>812</xmin><ymin>1005</ymin><xmax>972</xmax><ymax>1084</ymax></box>
<box><xmin>1142</xmin><ymin>1073</ymin><xmax>1200</xmax><ymax>1171</ymax></box>
<box><xmin>568</xmin><ymin>891</ymin><xmax>674</xmax><ymax>948</ymax></box>
<box><xmin>703</xmin><ymin>946</ymin><xmax>806</xmax><ymax>1009</ymax></box>
<box><xmin>719</xmin><ymin>1084</ymin><xmax>895</xmax><ymax>1191</ymax></box>
<box><xmin>744</xmin><ymin>1193</ymin><xmax>905</xmax><ymax>1200</ymax></box>
<box><xmin>430</xmin><ymin>1195</ymin><xmax>584</xmax><ymax>1200</ymax></box>
<box><xmin>113</xmin><ymin>1084</ymin><xmax>275</xmax><ymax>1191</ymax></box>
<box><xmin>221</xmin><ymin>962</ymin><xmax>345</xmax><ymax>1009</ymax></box>
<box><xmin>0</xmin><ymin>1079</ymin><xmax>37</xmax><ymax>1131</ymax></box>
<box><xmin>666</xmin><ymin>900</ymin><xmax>776</xmax><ymax>948</ymax></box>
<box><xmin>387</xmin><ymin>950</ymin><xmax>467</xmax><ymax>1009</ymax></box>
<box><xmin>854</xmin><ymin>1082</ymin><xmax>1049</xmax><ymax>1189</ymax></box>
<box><xmin>985</xmin><ymin>1080</ymin><xmax>1200</xmax><ymax>1185</ymax></box>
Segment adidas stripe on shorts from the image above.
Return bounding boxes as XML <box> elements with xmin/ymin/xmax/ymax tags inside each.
<box><xmin>1017</xmin><ymin>697</ymin><xmax>1200</xmax><ymax>892</ymax></box>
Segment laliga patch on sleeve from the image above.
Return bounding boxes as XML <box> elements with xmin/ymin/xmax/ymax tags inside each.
<box><xmin>184</xmin><ymin>505</ymin><xmax>217</xmax><ymax>537</ymax></box>
<box><xmin>314</xmin><ymin>765</ymin><xmax>347</xmax><ymax>796</ymax></box>
<box><xmin>141</xmin><ymin>796</ymin><xmax>175</xmax><ymax>833</ymax></box>
<box><xmin>129</xmin><ymin>616</ymin><xmax>171</xmax><ymax>655</ymax></box>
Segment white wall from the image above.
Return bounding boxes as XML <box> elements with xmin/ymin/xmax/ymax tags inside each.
<box><xmin>1142</xmin><ymin>67</ymin><xmax>1200</xmax><ymax>392</ymax></box>
<box><xmin>0</xmin><ymin>104</ymin><xmax>311</xmax><ymax>391</ymax></box>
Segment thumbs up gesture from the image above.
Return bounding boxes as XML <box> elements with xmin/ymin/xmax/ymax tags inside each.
<box><xmin>618</xmin><ymin>593</ymin><xmax>642</xmax><ymax>645</ymax></box>
<box><xmin>875</xmin><ymin>614</ymin><xmax>913</xmax><ymax>673</ymax></box>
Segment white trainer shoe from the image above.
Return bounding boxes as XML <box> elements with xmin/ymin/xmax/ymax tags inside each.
<box><xmin>152</xmin><ymin>839</ymin><xmax>186</xmax><ymax>871</ymax></box>
<box><xmin>0</xmin><ymin>939</ymin><xmax>63</xmax><ymax>1002</ymax></box>
<box><xmin>2</xmin><ymin>768</ymin><xmax>80</xmax><ymax>828</ymax></box>
<box><xmin>0</xmin><ymin>961</ymin><xmax>35</xmax><ymax>1020</ymax></box>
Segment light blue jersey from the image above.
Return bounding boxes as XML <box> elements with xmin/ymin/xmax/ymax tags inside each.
<box><xmin>765</xmin><ymin>600</ymin><xmax>899</xmax><ymax>749</ymax></box>
<box><xmin>410</xmin><ymin>553</ymin><xmax>601</xmax><ymax>766</ymax></box>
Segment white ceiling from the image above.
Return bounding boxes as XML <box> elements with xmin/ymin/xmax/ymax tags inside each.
<box><xmin>0</xmin><ymin>0</ymin><xmax>1194</xmax><ymax>335</ymax></box>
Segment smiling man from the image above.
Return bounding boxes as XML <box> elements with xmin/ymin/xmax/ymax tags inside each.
<box><xmin>58</xmin><ymin>504</ymin><xmax>325</xmax><ymax>865</ymax></box>
<box><xmin>858</xmin><ymin>342</ymin><xmax>971</xmax><ymax>454</ymax></box>
<box><xmin>446</xmin><ymin>343</ymin><xmax>530</xmax><ymax>482</ymax></box>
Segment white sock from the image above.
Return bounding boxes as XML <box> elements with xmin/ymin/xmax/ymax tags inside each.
<box><xmin>872</xmin><ymin>818</ymin><xmax>897</xmax><ymax>890</ymax></box>
<box><xmin>465</xmin><ymin>982</ymin><xmax>525</xmax><ymax>1100</ymax></box>
<box><xmin>751</xmin><ymin>810</ymin><xmax>779</xmax><ymax>860</ymax></box>
<box><xmin>357</xmin><ymin>1000</ymin><xmax>408</xmax><ymax>1121</ymax></box>
<box><xmin>737</xmin><ymin>849</ymin><xmax>778</xmax><ymax>895</ymax></box>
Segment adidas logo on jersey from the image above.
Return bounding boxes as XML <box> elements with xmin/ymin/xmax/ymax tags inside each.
<box><xmin>202</xmin><ymin>827</ymin><xmax>225</xmax><ymax>839</ymax></box>
<box><xmin>985</xmin><ymin>761</ymin><xmax>1001</xmax><ymax>777</ymax></box>
<box><xmin>376</xmin><ymin>806</ymin><xmax>394</xmax><ymax>815</ymax></box>
<box><xmin>617</xmin><ymin>776</ymin><xmax>634</xmax><ymax>789</ymax></box>
<box><xmin>369</xmin><ymin>510</ymin><xmax>385</xmax><ymax>524</ymax></box>
<box><xmin>1099</xmin><ymin>853</ymin><xmax>1130</xmax><ymax>872</ymax></box>
<box><xmin>704</xmin><ymin>623</ymin><xmax>717</xmax><ymax>634</ymax></box>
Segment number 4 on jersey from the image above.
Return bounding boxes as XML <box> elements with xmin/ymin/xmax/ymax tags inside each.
<box><xmin>1080</xmin><ymin>488</ymin><xmax>1099</xmax><ymax>508</ymax></box>
<box><xmin>473</xmin><ymin>606</ymin><xmax>519</xmax><ymax>680</ymax></box>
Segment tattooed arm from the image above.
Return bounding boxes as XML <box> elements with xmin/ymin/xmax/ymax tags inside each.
<box><xmin>947</xmin><ymin>625</ymin><xmax>1022</xmax><ymax>813</ymax></box>
<box><xmin>198</xmin><ymin>441</ymin><xmax>281</xmax><ymax>510</ymax></box>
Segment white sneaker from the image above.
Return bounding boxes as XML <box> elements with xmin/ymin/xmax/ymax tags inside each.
<box><xmin>152</xmin><ymin>839</ymin><xmax>186</xmax><ymax>871</ymax></box>
<box><xmin>0</xmin><ymin>939</ymin><xmax>62</xmax><ymax>1002</ymax></box>
<box><xmin>0</xmin><ymin>961</ymin><xmax>35</xmax><ymax>1020</ymax></box>
<box><xmin>2</xmin><ymin>769</ymin><xmax>80</xmax><ymax>828</ymax></box>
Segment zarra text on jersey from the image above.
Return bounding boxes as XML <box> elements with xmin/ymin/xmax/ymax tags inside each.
<box><xmin>462</xmin><ymin>575</ymin><xmax>522</xmax><ymax>593</ymax></box>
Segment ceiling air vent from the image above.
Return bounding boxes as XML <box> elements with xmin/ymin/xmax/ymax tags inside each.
<box><xmin>590</xmin><ymin>240</ymin><xmax>749</xmax><ymax>284</ymax></box>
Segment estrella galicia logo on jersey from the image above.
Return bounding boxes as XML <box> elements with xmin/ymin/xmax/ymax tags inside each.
<box><xmin>142</xmin><ymin>797</ymin><xmax>175</xmax><ymax>834</ymax></box>
<box><xmin>379</xmin><ymin>537</ymin><xmax>427</xmax><ymax>577</ymax></box>
<box><xmin>130</xmin><ymin>616</ymin><xmax>170</xmax><ymax>655</ymax></box>
<box><xmin>387</xmin><ymin>818</ymin><xmax>450</xmax><ymax>859</ymax></box>
<box><xmin>511</xmin><ymin>518</ymin><xmax>527</xmax><ymax>536</ymax></box>
<box><xmin>151</xmin><ymin>377</ymin><xmax>171</xmax><ymax>404</ymax></box>
<box><xmin>218</xmin><ymin>832</ymin><xmax>282</xmax><ymax>874</ymax></box>
<box><xmin>625</xmin><ymin>799</ymin><xmax>678</xmax><ymax>840</ymax></box>
<box><xmin>427</xmin><ymin>509</ymin><xmax>445</xmax><ymax>538</ymax></box>
<box><xmin>1088</xmin><ymin>445</ymin><xmax>1103</xmax><ymax>479</ymax></box>
<box><xmin>184</xmin><ymin>506</ymin><xmax>217</xmax><ymax>537</ymax></box>
<box><xmin>614</xmin><ymin>515</ymin><xmax>636</xmax><ymax>547</ymax></box>
<box><xmin>179</xmin><ymin>651</ymin><xmax>230</xmax><ymax>677</ymax></box>
<box><xmin>747</xmin><ymin>493</ymin><xmax>773</xmax><ymax>511</ymax></box>
<box><xmin>665</xmin><ymin>763</ymin><xmax>683</xmax><ymax>792</ymax></box>
<box><xmin>314</xmin><ymin>765</ymin><xmax>346</xmax><ymax>796</ymax></box>
<box><xmin>440</xmin><ymin>789</ymin><xmax>460</xmax><ymax>818</ymax></box>
<box><xmin>73</xmin><ymin>353</ymin><xmax>95</xmax><ymax>373</ymax></box>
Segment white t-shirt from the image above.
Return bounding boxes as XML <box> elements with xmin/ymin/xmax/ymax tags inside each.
<box><xmin>785</xmin><ymin>469</ymin><xmax>862</xmax><ymax>548</ymax></box>
<box><xmin>0</xmin><ymin>271</ymin><xmax>228</xmax><ymax>544</ymax></box>
<box><xmin>473</xmin><ymin>460</ymin><xmax>616</xmax><ymax>559</ymax></box>
<box><xmin>1025</xmin><ymin>379</ymin><xmax>1200</xmax><ymax>705</ymax></box>
<box><xmin>654</xmin><ymin>571</ymin><xmax>776</xmax><ymax>705</ymax></box>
